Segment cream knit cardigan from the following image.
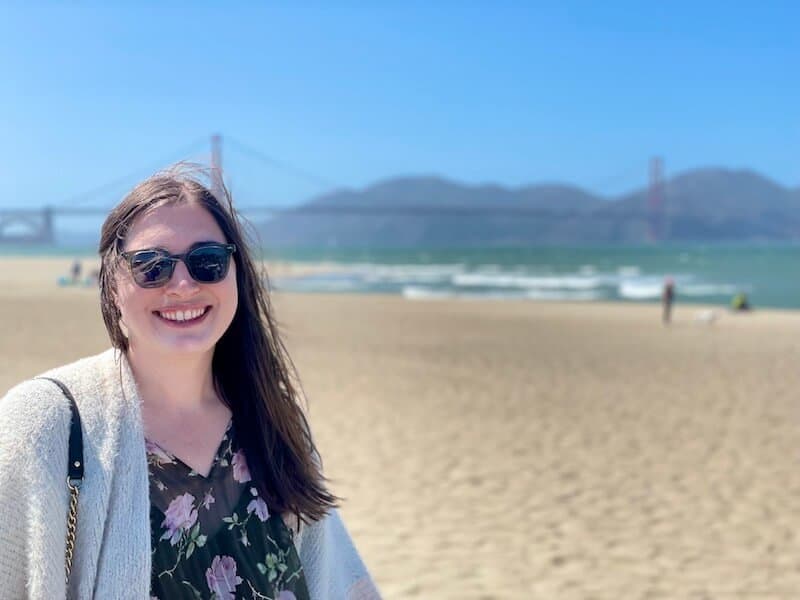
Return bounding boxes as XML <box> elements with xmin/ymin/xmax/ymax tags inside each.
<box><xmin>0</xmin><ymin>349</ymin><xmax>379</xmax><ymax>600</ymax></box>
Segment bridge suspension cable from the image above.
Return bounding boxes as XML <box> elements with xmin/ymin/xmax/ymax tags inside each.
<box><xmin>225</xmin><ymin>136</ymin><xmax>340</xmax><ymax>191</ymax></box>
<box><xmin>53</xmin><ymin>137</ymin><xmax>209</xmax><ymax>209</ymax></box>
<box><xmin>582</xmin><ymin>161</ymin><xmax>648</xmax><ymax>197</ymax></box>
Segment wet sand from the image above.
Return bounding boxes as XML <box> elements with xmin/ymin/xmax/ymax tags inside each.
<box><xmin>2</xmin><ymin>258</ymin><xmax>799</xmax><ymax>598</ymax></box>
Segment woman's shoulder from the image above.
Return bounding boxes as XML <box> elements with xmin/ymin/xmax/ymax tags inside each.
<box><xmin>0</xmin><ymin>349</ymin><xmax>119</xmax><ymax>447</ymax></box>
<box><xmin>39</xmin><ymin>348</ymin><xmax>121</xmax><ymax>392</ymax></box>
<box><xmin>0</xmin><ymin>377</ymin><xmax>73</xmax><ymax>463</ymax></box>
<box><xmin>2</xmin><ymin>376</ymin><xmax>68</xmax><ymax>412</ymax></box>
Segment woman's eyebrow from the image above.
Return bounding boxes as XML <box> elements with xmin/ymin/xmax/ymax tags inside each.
<box><xmin>127</xmin><ymin>240</ymin><xmax>224</xmax><ymax>254</ymax></box>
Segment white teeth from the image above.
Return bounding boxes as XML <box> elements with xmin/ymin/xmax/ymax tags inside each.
<box><xmin>159</xmin><ymin>307</ymin><xmax>206</xmax><ymax>322</ymax></box>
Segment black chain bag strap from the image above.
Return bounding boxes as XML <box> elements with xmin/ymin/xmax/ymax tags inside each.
<box><xmin>36</xmin><ymin>376</ymin><xmax>85</xmax><ymax>586</ymax></box>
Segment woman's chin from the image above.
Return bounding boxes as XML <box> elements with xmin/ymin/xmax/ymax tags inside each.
<box><xmin>130</xmin><ymin>334</ymin><xmax>219</xmax><ymax>358</ymax></box>
<box><xmin>159</xmin><ymin>337</ymin><xmax>218</xmax><ymax>355</ymax></box>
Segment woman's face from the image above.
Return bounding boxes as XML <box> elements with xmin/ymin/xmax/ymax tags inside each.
<box><xmin>115</xmin><ymin>202</ymin><xmax>238</xmax><ymax>358</ymax></box>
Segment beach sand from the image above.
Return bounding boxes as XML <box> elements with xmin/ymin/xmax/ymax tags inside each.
<box><xmin>2</xmin><ymin>258</ymin><xmax>799</xmax><ymax>598</ymax></box>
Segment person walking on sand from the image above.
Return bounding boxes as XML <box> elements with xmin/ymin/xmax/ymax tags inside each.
<box><xmin>0</xmin><ymin>166</ymin><xmax>380</xmax><ymax>599</ymax></box>
<box><xmin>70</xmin><ymin>258</ymin><xmax>82</xmax><ymax>284</ymax></box>
<box><xmin>662</xmin><ymin>276</ymin><xmax>675</xmax><ymax>325</ymax></box>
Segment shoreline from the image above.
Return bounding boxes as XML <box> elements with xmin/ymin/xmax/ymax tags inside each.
<box><xmin>0</xmin><ymin>256</ymin><xmax>787</xmax><ymax>314</ymax></box>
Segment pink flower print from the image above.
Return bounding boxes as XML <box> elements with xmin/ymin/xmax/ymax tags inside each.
<box><xmin>160</xmin><ymin>492</ymin><xmax>198</xmax><ymax>546</ymax></box>
<box><xmin>231</xmin><ymin>449</ymin><xmax>251</xmax><ymax>483</ymax></box>
<box><xmin>277</xmin><ymin>592</ymin><xmax>297</xmax><ymax>600</ymax></box>
<box><xmin>246</xmin><ymin>494</ymin><xmax>270</xmax><ymax>522</ymax></box>
<box><xmin>202</xmin><ymin>490</ymin><xmax>216</xmax><ymax>510</ymax></box>
<box><xmin>205</xmin><ymin>555</ymin><xmax>243</xmax><ymax>600</ymax></box>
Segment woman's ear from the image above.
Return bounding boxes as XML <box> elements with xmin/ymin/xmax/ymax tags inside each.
<box><xmin>118</xmin><ymin>315</ymin><xmax>129</xmax><ymax>339</ymax></box>
<box><xmin>109</xmin><ymin>277</ymin><xmax>128</xmax><ymax>339</ymax></box>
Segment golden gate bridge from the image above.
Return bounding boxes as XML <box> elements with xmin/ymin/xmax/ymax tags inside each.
<box><xmin>0</xmin><ymin>135</ymin><xmax>665</xmax><ymax>244</ymax></box>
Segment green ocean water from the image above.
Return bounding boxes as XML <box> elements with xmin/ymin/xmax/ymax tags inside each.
<box><xmin>3</xmin><ymin>243</ymin><xmax>798</xmax><ymax>309</ymax></box>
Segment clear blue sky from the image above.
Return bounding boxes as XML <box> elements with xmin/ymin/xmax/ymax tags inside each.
<box><xmin>1</xmin><ymin>2</ymin><xmax>797</xmax><ymax>212</ymax></box>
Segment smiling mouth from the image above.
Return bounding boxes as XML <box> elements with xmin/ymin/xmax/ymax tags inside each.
<box><xmin>154</xmin><ymin>306</ymin><xmax>211</xmax><ymax>325</ymax></box>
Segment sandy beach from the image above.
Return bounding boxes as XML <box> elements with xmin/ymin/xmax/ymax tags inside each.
<box><xmin>2</xmin><ymin>257</ymin><xmax>800</xmax><ymax>598</ymax></box>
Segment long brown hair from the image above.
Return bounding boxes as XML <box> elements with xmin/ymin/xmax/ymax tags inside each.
<box><xmin>98</xmin><ymin>165</ymin><xmax>338</xmax><ymax>524</ymax></box>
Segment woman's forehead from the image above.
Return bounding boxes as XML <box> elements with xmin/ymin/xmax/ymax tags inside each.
<box><xmin>123</xmin><ymin>203</ymin><xmax>225</xmax><ymax>251</ymax></box>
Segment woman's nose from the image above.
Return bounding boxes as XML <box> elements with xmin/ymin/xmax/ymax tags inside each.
<box><xmin>165</xmin><ymin>260</ymin><xmax>199</xmax><ymax>294</ymax></box>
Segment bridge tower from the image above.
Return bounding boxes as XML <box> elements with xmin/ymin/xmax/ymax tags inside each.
<box><xmin>648</xmin><ymin>156</ymin><xmax>664</xmax><ymax>242</ymax></box>
<box><xmin>42</xmin><ymin>206</ymin><xmax>54</xmax><ymax>243</ymax></box>
<box><xmin>210</xmin><ymin>134</ymin><xmax>224</xmax><ymax>202</ymax></box>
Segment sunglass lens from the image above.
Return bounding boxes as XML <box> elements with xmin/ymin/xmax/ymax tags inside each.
<box><xmin>130</xmin><ymin>251</ymin><xmax>174</xmax><ymax>287</ymax></box>
<box><xmin>186</xmin><ymin>246</ymin><xmax>230</xmax><ymax>283</ymax></box>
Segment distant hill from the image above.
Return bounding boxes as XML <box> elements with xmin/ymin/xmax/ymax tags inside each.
<box><xmin>257</xmin><ymin>169</ymin><xmax>800</xmax><ymax>246</ymax></box>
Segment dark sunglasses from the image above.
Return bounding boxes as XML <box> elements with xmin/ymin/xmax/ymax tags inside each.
<box><xmin>121</xmin><ymin>242</ymin><xmax>236</xmax><ymax>288</ymax></box>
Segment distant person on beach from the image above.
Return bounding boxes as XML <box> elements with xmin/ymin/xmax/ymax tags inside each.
<box><xmin>731</xmin><ymin>292</ymin><xmax>751</xmax><ymax>311</ymax></box>
<box><xmin>0</xmin><ymin>166</ymin><xmax>379</xmax><ymax>599</ymax></box>
<box><xmin>662</xmin><ymin>276</ymin><xmax>675</xmax><ymax>324</ymax></box>
<box><xmin>70</xmin><ymin>258</ymin><xmax>82</xmax><ymax>283</ymax></box>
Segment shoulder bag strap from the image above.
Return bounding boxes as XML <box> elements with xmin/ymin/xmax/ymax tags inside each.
<box><xmin>36</xmin><ymin>376</ymin><xmax>84</xmax><ymax>586</ymax></box>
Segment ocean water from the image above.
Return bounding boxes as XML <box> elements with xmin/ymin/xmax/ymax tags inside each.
<box><xmin>3</xmin><ymin>244</ymin><xmax>798</xmax><ymax>310</ymax></box>
<box><xmin>264</xmin><ymin>245</ymin><xmax>800</xmax><ymax>310</ymax></box>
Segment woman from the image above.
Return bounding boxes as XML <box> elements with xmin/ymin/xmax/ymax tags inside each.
<box><xmin>0</xmin><ymin>168</ymin><xmax>380</xmax><ymax>599</ymax></box>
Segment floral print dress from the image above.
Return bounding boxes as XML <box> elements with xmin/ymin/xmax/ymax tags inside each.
<box><xmin>146</xmin><ymin>420</ymin><xmax>310</xmax><ymax>600</ymax></box>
